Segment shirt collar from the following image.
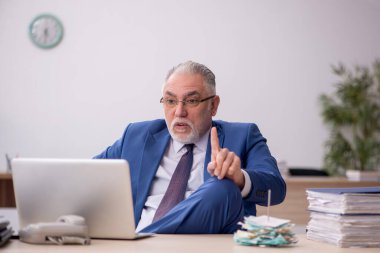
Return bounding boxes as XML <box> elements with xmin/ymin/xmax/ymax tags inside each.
<box><xmin>172</xmin><ymin>128</ymin><xmax>211</xmax><ymax>154</ymax></box>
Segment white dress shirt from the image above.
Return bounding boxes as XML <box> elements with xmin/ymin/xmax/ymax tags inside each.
<box><xmin>136</xmin><ymin>130</ymin><xmax>251</xmax><ymax>232</ymax></box>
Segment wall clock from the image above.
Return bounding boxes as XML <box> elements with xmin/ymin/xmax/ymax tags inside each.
<box><xmin>29</xmin><ymin>14</ymin><xmax>64</xmax><ymax>49</ymax></box>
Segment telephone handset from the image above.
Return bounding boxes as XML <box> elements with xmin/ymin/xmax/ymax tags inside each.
<box><xmin>19</xmin><ymin>215</ymin><xmax>90</xmax><ymax>245</ymax></box>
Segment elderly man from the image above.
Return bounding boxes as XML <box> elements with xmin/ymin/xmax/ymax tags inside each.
<box><xmin>95</xmin><ymin>61</ymin><xmax>286</xmax><ymax>234</ymax></box>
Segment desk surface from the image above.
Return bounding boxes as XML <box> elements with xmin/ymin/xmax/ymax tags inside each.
<box><xmin>2</xmin><ymin>234</ymin><xmax>379</xmax><ymax>253</ymax></box>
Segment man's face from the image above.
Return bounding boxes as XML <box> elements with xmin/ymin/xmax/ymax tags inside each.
<box><xmin>162</xmin><ymin>72</ymin><xmax>219</xmax><ymax>143</ymax></box>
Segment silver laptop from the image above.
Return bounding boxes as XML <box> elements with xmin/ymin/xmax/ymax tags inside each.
<box><xmin>11</xmin><ymin>158</ymin><xmax>151</xmax><ymax>239</ymax></box>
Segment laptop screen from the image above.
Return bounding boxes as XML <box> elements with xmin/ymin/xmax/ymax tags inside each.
<box><xmin>11</xmin><ymin>158</ymin><xmax>139</xmax><ymax>239</ymax></box>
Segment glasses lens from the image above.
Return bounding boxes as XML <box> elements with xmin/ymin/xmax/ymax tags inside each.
<box><xmin>185</xmin><ymin>99</ymin><xmax>199</xmax><ymax>107</ymax></box>
<box><xmin>163</xmin><ymin>98</ymin><xmax>177</xmax><ymax>107</ymax></box>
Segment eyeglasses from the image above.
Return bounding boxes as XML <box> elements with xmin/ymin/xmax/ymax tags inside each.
<box><xmin>160</xmin><ymin>95</ymin><xmax>215</xmax><ymax>108</ymax></box>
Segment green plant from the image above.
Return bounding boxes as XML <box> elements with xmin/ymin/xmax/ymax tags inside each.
<box><xmin>320</xmin><ymin>60</ymin><xmax>380</xmax><ymax>176</ymax></box>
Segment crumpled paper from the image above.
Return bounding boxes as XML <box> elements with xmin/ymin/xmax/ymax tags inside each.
<box><xmin>234</xmin><ymin>215</ymin><xmax>297</xmax><ymax>247</ymax></box>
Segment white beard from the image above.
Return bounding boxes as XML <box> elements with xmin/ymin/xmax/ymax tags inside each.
<box><xmin>168</xmin><ymin>118</ymin><xmax>200</xmax><ymax>144</ymax></box>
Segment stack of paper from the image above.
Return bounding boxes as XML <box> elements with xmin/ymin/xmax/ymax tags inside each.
<box><xmin>0</xmin><ymin>217</ymin><xmax>13</xmax><ymax>247</ymax></box>
<box><xmin>306</xmin><ymin>186</ymin><xmax>380</xmax><ymax>247</ymax></box>
<box><xmin>234</xmin><ymin>215</ymin><xmax>297</xmax><ymax>246</ymax></box>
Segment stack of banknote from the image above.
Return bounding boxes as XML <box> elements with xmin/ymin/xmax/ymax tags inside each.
<box><xmin>234</xmin><ymin>215</ymin><xmax>297</xmax><ymax>247</ymax></box>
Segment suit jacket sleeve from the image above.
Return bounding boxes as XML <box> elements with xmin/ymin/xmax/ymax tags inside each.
<box><xmin>242</xmin><ymin>123</ymin><xmax>286</xmax><ymax>215</ymax></box>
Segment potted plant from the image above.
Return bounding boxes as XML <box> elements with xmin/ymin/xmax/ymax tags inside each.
<box><xmin>319</xmin><ymin>60</ymin><xmax>380</xmax><ymax>180</ymax></box>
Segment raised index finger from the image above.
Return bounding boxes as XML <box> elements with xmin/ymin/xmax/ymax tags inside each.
<box><xmin>211</xmin><ymin>127</ymin><xmax>220</xmax><ymax>161</ymax></box>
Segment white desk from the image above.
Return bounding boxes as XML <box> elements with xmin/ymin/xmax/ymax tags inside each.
<box><xmin>1</xmin><ymin>234</ymin><xmax>379</xmax><ymax>253</ymax></box>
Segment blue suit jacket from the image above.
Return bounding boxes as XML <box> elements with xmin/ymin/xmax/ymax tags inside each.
<box><xmin>95</xmin><ymin>119</ymin><xmax>286</xmax><ymax>226</ymax></box>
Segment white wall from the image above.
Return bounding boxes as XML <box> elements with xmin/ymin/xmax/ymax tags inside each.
<box><xmin>1</xmin><ymin>0</ymin><xmax>380</xmax><ymax>172</ymax></box>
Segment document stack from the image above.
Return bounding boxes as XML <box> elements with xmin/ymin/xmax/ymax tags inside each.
<box><xmin>306</xmin><ymin>186</ymin><xmax>380</xmax><ymax>247</ymax></box>
<box><xmin>0</xmin><ymin>217</ymin><xmax>13</xmax><ymax>247</ymax></box>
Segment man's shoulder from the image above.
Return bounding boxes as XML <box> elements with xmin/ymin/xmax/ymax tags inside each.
<box><xmin>127</xmin><ymin>119</ymin><xmax>167</xmax><ymax>132</ymax></box>
<box><xmin>213</xmin><ymin>120</ymin><xmax>265</xmax><ymax>143</ymax></box>
<box><xmin>213</xmin><ymin>120</ymin><xmax>258</xmax><ymax>130</ymax></box>
<box><xmin>213</xmin><ymin>120</ymin><xmax>262</xmax><ymax>138</ymax></box>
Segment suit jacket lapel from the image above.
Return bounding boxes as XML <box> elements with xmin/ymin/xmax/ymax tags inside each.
<box><xmin>135</xmin><ymin>128</ymin><xmax>170</xmax><ymax>220</ymax></box>
<box><xmin>204</xmin><ymin>121</ymin><xmax>225</xmax><ymax>181</ymax></box>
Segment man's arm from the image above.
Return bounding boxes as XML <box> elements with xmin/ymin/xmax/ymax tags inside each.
<box><xmin>207</xmin><ymin>124</ymin><xmax>286</xmax><ymax>209</ymax></box>
<box><xmin>242</xmin><ymin>123</ymin><xmax>286</xmax><ymax>207</ymax></box>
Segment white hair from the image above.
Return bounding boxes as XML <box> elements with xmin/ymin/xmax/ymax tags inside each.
<box><xmin>163</xmin><ymin>61</ymin><xmax>216</xmax><ymax>94</ymax></box>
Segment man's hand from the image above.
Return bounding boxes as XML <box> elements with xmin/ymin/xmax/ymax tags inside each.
<box><xmin>207</xmin><ymin>127</ymin><xmax>245</xmax><ymax>189</ymax></box>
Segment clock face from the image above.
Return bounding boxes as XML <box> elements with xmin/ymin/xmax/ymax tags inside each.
<box><xmin>29</xmin><ymin>14</ymin><xmax>64</xmax><ymax>49</ymax></box>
